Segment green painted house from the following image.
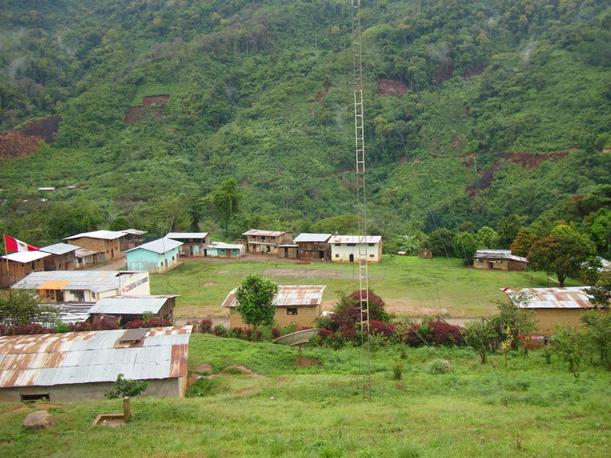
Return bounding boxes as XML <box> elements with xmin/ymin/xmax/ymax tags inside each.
<box><xmin>205</xmin><ymin>242</ymin><xmax>244</xmax><ymax>258</ymax></box>
<box><xmin>125</xmin><ymin>238</ymin><xmax>183</xmax><ymax>273</ymax></box>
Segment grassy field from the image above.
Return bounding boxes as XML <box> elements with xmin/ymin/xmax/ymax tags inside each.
<box><xmin>150</xmin><ymin>256</ymin><xmax>578</xmax><ymax>320</ymax></box>
<box><xmin>0</xmin><ymin>334</ymin><xmax>608</xmax><ymax>457</ymax></box>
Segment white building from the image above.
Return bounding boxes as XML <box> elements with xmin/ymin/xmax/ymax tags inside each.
<box><xmin>329</xmin><ymin>235</ymin><xmax>383</xmax><ymax>263</ymax></box>
<box><xmin>11</xmin><ymin>270</ymin><xmax>150</xmax><ymax>303</ymax></box>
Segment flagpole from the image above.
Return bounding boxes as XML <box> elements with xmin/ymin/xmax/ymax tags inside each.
<box><xmin>3</xmin><ymin>235</ymin><xmax>12</xmax><ymax>298</ymax></box>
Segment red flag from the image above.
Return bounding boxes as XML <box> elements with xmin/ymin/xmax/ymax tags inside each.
<box><xmin>3</xmin><ymin>234</ymin><xmax>39</xmax><ymax>253</ymax></box>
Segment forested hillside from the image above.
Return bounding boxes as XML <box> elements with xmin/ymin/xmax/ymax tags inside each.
<box><xmin>0</xmin><ymin>0</ymin><xmax>609</xmax><ymax>249</ymax></box>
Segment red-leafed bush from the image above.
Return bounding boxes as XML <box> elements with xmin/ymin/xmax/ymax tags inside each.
<box><xmin>271</xmin><ymin>327</ymin><xmax>281</xmax><ymax>338</ymax></box>
<box><xmin>347</xmin><ymin>290</ymin><xmax>389</xmax><ymax>321</ymax></box>
<box><xmin>124</xmin><ymin>318</ymin><xmax>172</xmax><ymax>329</ymax></box>
<box><xmin>403</xmin><ymin>320</ymin><xmax>464</xmax><ymax>347</ymax></box>
<box><xmin>370</xmin><ymin>319</ymin><xmax>396</xmax><ymax>337</ymax></box>
<box><xmin>70</xmin><ymin>316</ymin><xmax>118</xmax><ymax>332</ymax></box>
<box><xmin>1</xmin><ymin>323</ymin><xmax>56</xmax><ymax>336</ymax></box>
<box><xmin>199</xmin><ymin>319</ymin><xmax>213</xmax><ymax>333</ymax></box>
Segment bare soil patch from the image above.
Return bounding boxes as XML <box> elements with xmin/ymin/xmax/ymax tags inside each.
<box><xmin>263</xmin><ymin>268</ymin><xmax>341</xmax><ymax>279</ymax></box>
<box><xmin>377</xmin><ymin>78</ymin><xmax>408</xmax><ymax>96</ymax></box>
<box><xmin>505</xmin><ymin>150</ymin><xmax>570</xmax><ymax>168</ymax></box>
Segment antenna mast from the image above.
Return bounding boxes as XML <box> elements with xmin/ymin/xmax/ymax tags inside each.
<box><xmin>351</xmin><ymin>0</ymin><xmax>371</xmax><ymax>392</ymax></box>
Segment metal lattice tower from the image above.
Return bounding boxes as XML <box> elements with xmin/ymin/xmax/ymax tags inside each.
<box><xmin>351</xmin><ymin>1</ymin><xmax>371</xmax><ymax>364</ymax></box>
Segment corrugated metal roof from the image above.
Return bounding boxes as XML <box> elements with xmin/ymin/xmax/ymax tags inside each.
<box><xmin>222</xmin><ymin>285</ymin><xmax>326</xmax><ymax>308</ymax></box>
<box><xmin>120</xmin><ymin>228</ymin><xmax>147</xmax><ymax>236</ymax></box>
<box><xmin>11</xmin><ymin>270</ymin><xmax>144</xmax><ymax>294</ymax></box>
<box><xmin>89</xmin><ymin>296</ymin><xmax>175</xmax><ymax>315</ymax></box>
<box><xmin>243</xmin><ymin>229</ymin><xmax>287</xmax><ymax>237</ymax></box>
<box><xmin>125</xmin><ymin>238</ymin><xmax>183</xmax><ymax>254</ymax></box>
<box><xmin>38</xmin><ymin>303</ymin><xmax>93</xmax><ymax>325</ymax></box>
<box><xmin>503</xmin><ymin>287</ymin><xmax>593</xmax><ymax>309</ymax></box>
<box><xmin>0</xmin><ymin>326</ymin><xmax>192</xmax><ymax>388</ymax></box>
<box><xmin>294</xmin><ymin>233</ymin><xmax>332</xmax><ymax>243</ymax></box>
<box><xmin>165</xmin><ymin>232</ymin><xmax>209</xmax><ymax>240</ymax></box>
<box><xmin>65</xmin><ymin>230</ymin><xmax>125</xmax><ymax>241</ymax></box>
<box><xmin>329</xmin><ymin>235</ymin><xmax>382</xmax><ymax>244</ymax></box>
<box><xmin>40</xmin><ymin>243</ymin><xmax>80</xmax><ymax>255</ymax></box>
<box><xmin>2</xmin><ymin>251</ymin><xmax>51</xmax><ymax>263</ymax></box>
<box><xmin>476</xmin><ymin>250</ymin><xmax>528</xmax><ymax>263</ymax></box>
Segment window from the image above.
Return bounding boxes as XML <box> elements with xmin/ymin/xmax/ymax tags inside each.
<box><xmin>335</xmin><ymin>254</ymin><xmax>340</xmax><ymax>258</ymax></box>
<box><xmin>368</xmin><ymin>243</ymin><xmax>375</xmax><ymax>247</ymax></box>
<box><xmin>31</xmin><ymin>261</ymin><xmax>35</xmax><ymax>269</ymax></box>
<box><xmin>287</xmin><ymin>307</ymin><xmax>298</xmax><ymax>315</ymax></box>
<box><xmin>70</xmin><ymin>290</ymin><xmax>85</xmax><ymax>302</ymax></box>
<box><xmin>369</xmin><ymin>254</ymin><xmax>375</xmax><ymax>258</ymax></box>
<box><xmin>21</xmin><ymin>393</ymin><xmax>50</xmax><ymax>402</ymax></box>
<box><xmin>347</xmin><ymin>243</ymin><xmax>356</xmax><ymax>247</ymax></box>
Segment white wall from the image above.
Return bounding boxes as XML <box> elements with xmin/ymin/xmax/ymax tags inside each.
<box><xmin>331</xmin><ymin>243</ymin><xmax>381</xmax><ymax>263</ymax></box>
<box><xmin>120</xmin><ymin>272</ymin><xmax>151</xmax><ymax>296</ymax></box>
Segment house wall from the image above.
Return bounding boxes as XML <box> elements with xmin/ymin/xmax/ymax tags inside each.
<box><xmin>206</xmin><ymin>248</ymin><xmax>241</xmax><ymax>258</ymax></box>
<box><xmin>176</xmin><ymin>238</ymin><xmax>209</xmax><ymax>257</ymax></box>
<box><xmin>297</xmin><ymin>242</ymin><xmax>331</xmax><ymax>261</ymax></box>
<box><xmin>474</xmin><ymin>258</ymin><xmax>527</xmax><ymax>272</ymax></box>
<box><xmin>70</xmin><ymin>237</ymin><xmax>121</xmax><ymax>261</ymax></box>
<box><xmin>0</xmin><ymin>259</ymin><xmax>46</xmax><ymax>288</ymax></box>
<box><xmin>126</xmin><ymin>247</ymin><xmax>180</xmax><ymax>273</ymax></box>
<box><xmin>120</xmin><ymin>272</ymin><xmax>151</xmax><ymax>296</ymax></box>
<box><xmin>0</xmin><ymin>377</ymin><xmax>183</xmax><ymax>402</ymax></box>
<box><xmin>277</xmin><ymin>246</ymin><xmax>298</xmax><ymax>259</ymax></box>
<box><xmin>43</xmin><ymin>253</ymin><xmax>76</xmax><ymax>271</ymax></box>
<box><xmin>331</xmin><ymin>243</ymin><xmax>382</xmax><ymax>263</ymax></box>
<box><xmin>75</xmin><ymin>253</ymin><xmax>104</xmax><ymax>269</ymax></box>
<box><xmin>418</xmin><ymin>248</ymin><xmax>433</xmax><ymax>258</ymax></box>
<box><xmin>531</xmin><ymin>308</ymin><xmax>591</xmax><ymax>335</ymax></box>
<box><xmin>120</xmin><ymin>235</ymin><xmax>144</xmax><ymax>252</ymax></box>
<box><xmin>246</xmin><ymin>233</ymin><xmax>293</xmax><ymax>255</ymax></box>
<box><xmin>228</xmin><ymin>305</ymin><xmax>320</xmax><ymax>329</ymax></box>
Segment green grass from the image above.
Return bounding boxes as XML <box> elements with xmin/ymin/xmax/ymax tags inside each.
<box><xmin>0</xmin><ymin>334</ymin><xmax>608</xmax><ymax>457</ymax></box>
<box><xmin>150</xmin><ymin>256</ymin><xmax>578</xmax><ymax>319</ymax></box>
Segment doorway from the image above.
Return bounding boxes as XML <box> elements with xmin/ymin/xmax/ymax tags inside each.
<box><xmin>349</xmin><ymin>254</ymin><xmax>354</xmax><ymax>263</ymax></box>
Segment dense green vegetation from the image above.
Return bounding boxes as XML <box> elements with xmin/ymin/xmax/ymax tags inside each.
<box><xmin>0</xmin><ymin>334</ymin><xmax>609</xmax><ymax>456</ymax></box>
<box><xmin>0</xmin><ymin>1</ymin><xmax>609</xmax><ymax>248</ymax></box>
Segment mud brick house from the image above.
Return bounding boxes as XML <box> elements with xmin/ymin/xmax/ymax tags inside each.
<box><xmin>88</xmin><ymin>295</ymin><xmax>178</xmax><ymax>324</ymax></box>
<box><xmin>64</xmin><ymin>230</ymin><xmax>125</xmax><ymax>261</ymax></box>
<box><xmin>11</xmin><ymin>270</ymin><xmax>150</xmax><ymax>303</ymax></box>
<box><xmin>293</xmin><ymin>233</ymin><xmax>332</xmax><ymax>261</ymax></box>
<box><xmin>243</xmin><ymin>229</ymin><xmax>293</xmax><ymax>255</ymax></box>
<box><xmin>277</xmin><ymin>242</ymin><xmax>298</xmax><ymax>259</ymax></box>
<box><xmin>329</xmin><ymin>235</ymin><xmax>383</xmax><ymax>263</ymax></box>
<box><xmin>0</xmin><ymin>326</ymin><xmax>192</xmax><ymax>402</ymax></box>
<box><xmin>165</xmin><ymin>232</ymin><xmax>209</xmax><ymax>257</ymax></box>
<box><xmin>74</xmin><ymin>248</ymin><xmax>104</xmax><ymax>269</ymax></box>
<box><xmin>119</xmin><ymin>229</ymin><xmax>147</xmax><ymax>251</ymax></box>
<box><xmin>503</xmin><ymin>287</ymin><xmax>595</xmax><ymax>335</ymax></box>
<box><xmin>222</xmin><ymin>285</ymin><xmax>325</xmax><ymax>329</ymax></box>
<box><xmin>0</xmin><ymin>251</ymin><xmax>50</xmax><ymax>288</ymax></box>
<box><xmin>474</xmin><ymin>250</ymin><xmax>528</xmax><ymax>271</ymax></box>
<box><xmin>40</xmin><ymin>243</ymin><xmax>79</xmax><ymax>271</ymax></box>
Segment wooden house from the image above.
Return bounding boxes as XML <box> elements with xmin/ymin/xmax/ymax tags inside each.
<box><xmin>74</xmin><ymin>248</ymin><xmax>104</xmax><ymax>269</ymax></box>
<box><xmin>165</xmin><ymin>232</ymin><xmax>209</xmax><ymax>257</ymax></box>
<box><xmin>277</xmin><ymin>243</ymin><xmax>298</xmax><ymax>259</ymax></box>
<box><xmin>125</xmin><ymin>238</ymin><xmax>182</xmax><ymax>273</ymax></box>
<box><xmin>119</xmin><ymin>229</ymin><xmax>147</xmax><ymax>251</ymax></box>
<box><xmin>503</xmin><ymin>287</ymin><xmax>595</xmax><ymax>335</ymax></box>
<box><xmin>294</xmin><ymin>233</ymin><xmax>332</xmax><ymax>261</ymax></box>
<box><xmin>329</xmin><ymin>235</ymin><xmax>383</xmax><ymax>263</ymax></box>
<box><xmin>222</xmin><ymin>285</ymin><xmax>325</xmax><ymax>329</ymax></box>
<box><xmin>88</xmin><ymin>295</ymin><xmax>177</xmax><ymax>324</ymax></box>
<box><xmin>205</xmin><ymin>242</ymin><xmax>244</xmax><ymax>258</ymax></box>
<box><xmin>11</xmin><ymin>270</ymin><xmax>150</xmax><ymax>303</ymax></box>
<box><xmin>474</xmin><ymin>250</ymin><xmax>528</xmax><ymax>271</ymax></box>
<box><xmin>243</xmin><ymin>229</ymin><xmax>293</xmax><ymax>255</ymax></box>
<box><xmin>40</xmin><ymin>243</ymin><xmax>79</xmax><ymax>271</ymax></box>
<box><xmin>0</xmin><ymin>251</ymin><xmax>50</xmax><ymax>288</ymax></box>
<box><xmin>418</xmin><ymin>248</ymin><xmax>433</xmax><ymax>258</ymax></box>
<box><xmin>64</xmin><ymin>230</ymin><xmax>125</xmax><ymax>261</ymax></box>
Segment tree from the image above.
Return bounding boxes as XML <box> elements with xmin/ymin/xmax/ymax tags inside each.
<box><xmin>454</xmin><ymin>231</ymin><xmax>478</xmax><ymax>266</ymax></box>
<box><xmin>428</xmin><ymin>228</ymin><xmax>455</xmax><ymax>257</ymax></box>
<box><xmin>476</xmin><ymin>226</ymin><xmax>500</xmax><ymax>248</ymax></box>
<box><xmin>109</xmin><ymin>215</ymin><xmax>129</xmax><ymax>231</ymax></box>
<box><xmin>104</xmin><ymin>374</ymin><xmax>149</xmax><ymax>399</ymax></box>
<box><xmin>580</xmin><ymin>310</ymin><xmax>610</xmax><ymax>369</ymax></box>
<box><xmin>528</xmin><ymin>226</ymin><xmax>595</xmax><ymax>286</ymax></box>
<box><xmin>235</xmin><ymin>274</ymin><xmax>278</xmax><ymax>329</ymax></box>
<box><xmin>492</xmin><ymin>293</ymin><xmax>537</xmax><ymax>353</ymax></box>
<box><xmin>463</xmin><ymin>319</ymin><xmax>498</xmax><ymax>364</ymax></box>
<box><xmin>511</xmin><ymin>227</ymin><xmax>536</xmax><ymax>257</ymax></box>
<box><xmin>587</xmin><ymin>277</ymin><xmax>611</xmax><ymax>309</ymax></box>
<box><xmin>552</xmin><ymin>325</ymin><xmax>588</xmax><ymax>378</ymax></box>
<box><xmin>209</xmin><ymin>178</ymin><xmax>240</xmax><ymax>237</ymax></box>
<box><xmin>47</xmin><ymin>200</ymin><xmax>103</xmax><ymax>240</ymax></box>
<box><xmin>497</xmin><ymin>214</ymin><xmax>526</xmax><ymax>248</ymax></box>
<box><xmin>0</xmin><ymin>290</ymin><xmax>58</xmax><ymax>329</ymax></box>
<box><xmin>154</xmin><ymin>194</ymin><xmax>190</xmax><ymax>233</ymax></box>
<box><xmin>589</xmin><ymin>210</ymin><xmax>610</xmax><ymax>257</ymax></box>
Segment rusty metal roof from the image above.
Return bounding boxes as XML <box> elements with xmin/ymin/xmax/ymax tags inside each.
<box><xmin>0</xmin><ymin>326</ymin><xmax>192</xmax><ymax>388</ymax></box>
<box><xmin>243</xmin><ymin>229</ymin><xmax>287</xmax><ymax>237</ymax></box>
<box><xmin>329</xmin><ymin>235</ymin><xmax>382</xmax><ymax>244</ymax></box>
<box><xmin>476</xmin><ymin>250</ymin><xmax>528</xmax><ymax>263</ymax></box>
<box><xmin>222</xmin><ymin>285</ymin><xmax>326</xmax><ymax>308</ymax></box>
<box><xmin>294</xmin><ymin>233</ymin><xmax>332</xmax><ymax>243</ymax></box>
<box><xmin>503</xmin><ymin>287</ymin><xmax>593</xmax><ymax>309</ymax></box>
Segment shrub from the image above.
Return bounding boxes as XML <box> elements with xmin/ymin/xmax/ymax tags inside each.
<box><xmin>552</xmin><ymin>325</ymin><xmax>589</xmax><ymax>378</ymax></box>
<box><xmin>370</xmin><ymin>319</ymin><xmax>396</xmax><ymax>338</ymax></box>
<box><xmin>213</xmin><ymin>324</ymin><xmax>226</xmax><ymax>337</ymax></box>
<box><xmin>104</xmin><ymin>373</ymin><xmax>148</xmax><ymax>399</ymax></box>
<box><xmin>580</xmin><ymin>310</ymin><xmax>610</xmax><ymax>368</ymax></box>
<box><xmin>392</xmin><ymin>361</ymin><xmax>404</xmax><ymax>380</ymax></box>
<box><xmin>124</xmin><ymin>318</ymin><xmax>171</xmax><ymax>329</ymax></box>
<box><xmin>199</xmin><ymin>319</ymin><xmax>213</xmax><ymax>333</ymax></box>
<box><xmin>1</xmin><ymin>323</ymin><xmax>56</xmax><ymax>336</ymax></box>
<box><xmin>69</xmin><ymin>316</ymin><xmax>118</xmax><ymax>332</ymax></box>
<box><xmin>347</xmin><ymin>290</ymin><xmax>389</xmax><ymax>321</ymax></box>
<box><xmin>230</xmin><ymin>327</ymin><xmax>245</xmax><ymax>339</ymax></box>
<box><xmin>429</xmin><ymin>321</ymin><xmax>464</xmax><ymax>346</ymax></box>
<box><xmin>428</xmin><ymin>359</ymin><xmax>452</xmax><ymax>374</ymax></box>
<box><xmin>464</xmin><ymin>319</ymin><xmax>498</xmax><ymax>364</ymax></box>
<box><xmin>271</xmin><ymin>327</ymin><xmax>281</xmax><ymax>339</ymax></box>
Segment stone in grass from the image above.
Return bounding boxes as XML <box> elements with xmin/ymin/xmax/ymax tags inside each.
<box><xmin>23</xmin><ymin>410</ymin><xmax>56</xmax><ymax>429</ymax></box>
